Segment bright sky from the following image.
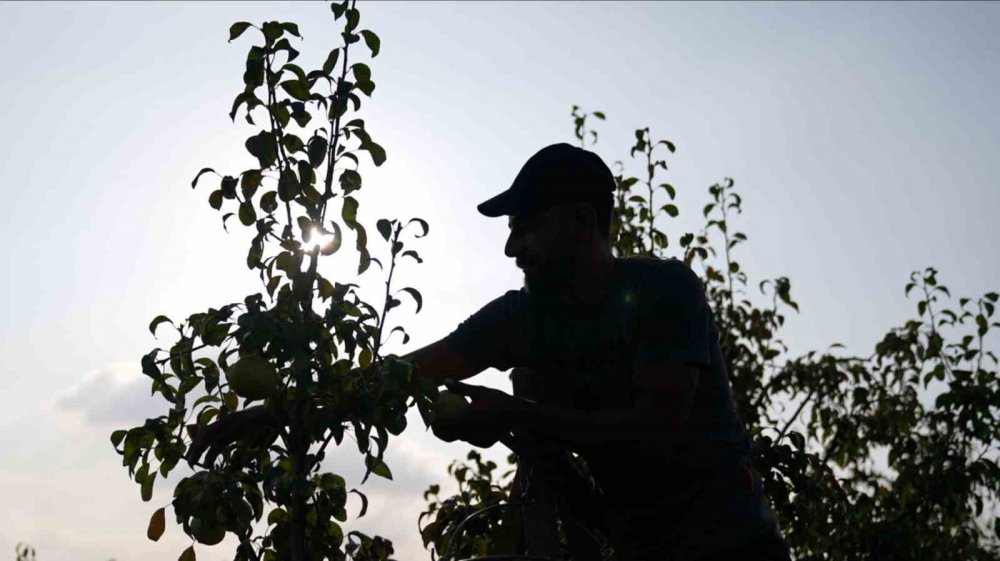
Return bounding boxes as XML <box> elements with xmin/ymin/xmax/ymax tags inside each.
<box><xmin>1</xmin><ymin>1</ymin><xmax>998</xmax><ymax>559</ymax></box>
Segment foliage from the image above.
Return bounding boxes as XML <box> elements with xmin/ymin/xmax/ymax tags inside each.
<box><xmin>420</xmin><ymin>107</ymin><xmax>1000</xmax><ymax>560</ymax></box>
<box><xmin>14</xmin><ymin>544</ymin><xmax>35</xmax><ymax>561</ymax></box>
<box><xmin>110</xmin><ymin>2</ymin><xmax>440</xmax><ymax>560</ymax></box>
<box><xmin>12</xmin><ymin>544</ymin><xmax>115</xmax><ymax>561</ymax></box>
<box><xmin>419</xmin><ymin>450</ymin><xmax>521</xmax><ymax>560</ymax></box>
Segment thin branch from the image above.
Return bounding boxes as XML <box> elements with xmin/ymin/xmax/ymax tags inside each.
<box><xmin>776</xmin><ymin>386</ymin><xmax>816</xmax><ymax>442</ymax></box>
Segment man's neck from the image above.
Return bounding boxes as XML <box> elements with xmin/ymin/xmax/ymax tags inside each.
<box><xmin>558</xmin><ymin>246</ymin><xmax>616</xmax><ymax>312</ymax></box>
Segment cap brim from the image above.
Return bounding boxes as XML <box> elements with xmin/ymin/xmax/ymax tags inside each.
<box><xmin>477</xmin><ymin>188</ymin><xmax>519</xmax><ymax>217</ymax></box>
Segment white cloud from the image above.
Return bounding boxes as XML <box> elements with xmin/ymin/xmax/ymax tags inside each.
<box><xmin>52</xmin><ymin>362</ymin><xmax>165</xmax><ymax>428</ymax></box>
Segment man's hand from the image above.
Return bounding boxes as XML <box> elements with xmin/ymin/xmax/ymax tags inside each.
<box><xmin>430</xmin><ymin>380</ymin><xmax>524</xmax><ymax>448</ymax></box>
<box><xmin>185</xmin><ymin>405</ymin><xmax>284</xmax><ymax>467</ymax></box>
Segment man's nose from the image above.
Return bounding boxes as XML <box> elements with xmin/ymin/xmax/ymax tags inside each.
<box><xmin>504</xmin><ymin>231</ymin><xmax>521</xmax><ymax>259</ymax></box>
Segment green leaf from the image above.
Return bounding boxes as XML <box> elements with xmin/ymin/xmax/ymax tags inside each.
<box><xmin>179</xmin><ymin>545</ymin><xmax>195</xmax><ymax>561</ymax></box>
<box><xmin>340</xmin><ymin>169</ymin><xmax>362</xmax><ymax>194</ymax></box>
<box><xmin>658</xmin><ymin>183</ymin><xmax>676</xmax><ymax>199</ymax></box>
<box><xmin>360</xmin><ymin>30</ymin><xmax>381</xmax><ymax>57</ymax></box>
<box><xmin>149</xmin><ymin>315</ymin><xmax>174</xmax><ymax>336</ymax></box>
<box><xmin>278</xmin><ymin>168</ymin><xmax>300</xmax><ymax>202</ymax></box>
<box><xmin>141</xmin><ymin>352</ymin><xmax>161</xmax><ymax>381</ymax></box>
<box><xmin>619</xmin><ymin>177</ymin><xmax>639</xmax><ymax>189</ymax></box>
<box><xmin>267</xmin><ymin>508</ymin><xmax>288</xmax><ymax>526</ymax></box>
<box><xmin>110</xmin><ymin>429</ymin><xmax>127</xmax><ymax>448</ymax></box>
<box><xmin>355</xmin><ymin>79</ymin><xmax>375</xmax><ymax>97</ymax></box>
<box><xmin>371</xmin><ymin>460</ymin><xmax>392</xmax><ymax>480</ymax></box>
<box><xmin>352</xmin><ymin>63</ymin><xmax>371</xmax><ymax>83</ymax></box>
<box><xmin>350</xmin><ymin>489</ymin><xmax>369</xmax><ymax>517</ymax></box>
<box><xmin>398</xmin><ymin>287</ymin><xmax>423</xmax><ymax>313</ymax></box>
<box><xmin>297</xmin><ymin>160</ymin><xmax>315</xmax><ymax>187</ymax></box>
<box><xmin>266</xmin><ymin>275</ymin><xmax>282</xmax><ymax>297</ymax></box>
<box><xmin>345</xmin><ymin>9</ymin><xmax>360</xmax><ymax>32</ymax></box>
<box><xmin>661</xmin><ymin>204</ymin><xmax>679</xmax><ymax>217</ymax></box>
<box><xmin>363</xmin><ymin>141</ymin><xmax>386</xmax><ymax>166</ymax></box>
<box><xmin>330</xmin><ymin>1</ymin><xmax>347</xmax><ymax>19</ymax></box>
<box><xmin>220</xmin><ymin>176</ymin><xmax>238</xmax><ymax>199</ymax></box>
<box><xmin>322</xmin><ymin>48</ymin><xmax>341</xmax><ymax>75</ymax></box>
<box><xmin>376</xmin><ymin>219</ymin><xmax>392</xmax><ymax>242</ymax></box>
<box><xmin>224</xmin><ymin>391</ymin><xmax>238</xmax><ymax>411</ymax></box>
<box><xmin>280</xmin><ymin>22</ymin><xmax>300</xmax><ymax>38</ymax></box>
<box><xmin>322</xmin><ymin>221</ymin><xmax>343</xmax><ymax>256</ymax></box>
<box><xmin>239</xmin><ymin>202</ymin><xmax>256</xmax><ymax>226</ymax></box>
<box><xmin>308</xmin><ymin>136</ymin><xmax>328</xmax><ymax>167</ymax></box>
<box><xmin>280</xmin><ymin>80</ymin><xmax>311</xmax><ymax>102</ymax></box>
<box><xmin>401</xmin><ymin>250</ymin><xmax>422</xmax><ymax>263</ymax></box>
<box><xmin>274</xmin><ymin>38</ymin><xmax>299</xmax><ymax>62</ymax></box>
<box><xmin>281</xmin><ymin>63</ymin><xmax>307</xmax><ymax>84</ymax></box>
<box><xmin>208</xmin><ymin>190</ymin><xmax>223</xmax><ymax>210</ymax></box>
<box><xmin>261</xmin><ymin>191</ymin><xmax>278</xmax><ymax>213</ymax></box>
<box><xmin>229</xmin><ymin>91</ymin><xmax>258</xmax><ymax>122</ymax></box>
<box><xmin>342</xmin><ymin>196</ymin><xmax>359</xmax><ymax>225</ymax></box>
<box><xmin>593</xmin><ymin>111</ymin><xmax>606</xmax><ymax>119</ymax></box>
<box><xmin>281</xmin><ymin>134</ymin><xmax>305</xmax><ymax>153</ymax></box>
<box><xmin>262</xmin><ymin>21</ymin><xmax>283</xmax><ymax>43</ymax></box>
<box><xmin>228</xmin><ymin>22</ymin><xmax>253</xmax><ymax>42</ymax></box>
<box><xmin>140</xmin><ymin>473</ymin><xmax>155</xmax><ymax>502</ymax></box>
<box><xmin>240</xmin><ymin>170</ymin><xmax>262</xmax><ymax>199</ymax></box>
<box><xmin>245</xmin><ymin>131</ymin><xmax>278</xmax><ymax>169</ymax></box>
<box><xmin>657</xmin><ymin>139</ymin><xmax>676</xmax><ymax>153</ymax></box>
<box><xmin>406</xmin><ymin>218</ymin><xmax>429</xmax><ymax>238</ymax></box>
<box><xmin>191</xmin><ymin>167</ymin><xmax>216</xmax><ymax>189</ymax></box>
<box><xmin>283</xmin><ymin>101</ymin><xmax>307</xmax><ymax>128</ymax></box>
<box><xmin>244</xmin><ymin>46</ymin><xmax>265</xmax><ymax>87</ymax></box>
<box><xmin>147</xmin><ymin>507</ymin><xmax>166</xmax><ymax>541</ymax></box>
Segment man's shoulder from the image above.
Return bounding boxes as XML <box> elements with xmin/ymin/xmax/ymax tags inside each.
<box><xmin>617</xmin><ymin>256</ymin><xmax>702</xmax><ymax>292</ymax></box>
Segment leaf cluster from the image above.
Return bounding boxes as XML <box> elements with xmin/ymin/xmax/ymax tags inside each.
<box><xmin>110</xmin><ymin>3</ymin><xmax>433</xmax><ymax>560</ymax></box>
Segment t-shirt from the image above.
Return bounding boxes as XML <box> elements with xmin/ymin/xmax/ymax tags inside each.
<box><xmin>445</xmin><ymin>256</ymin><xmax>780</xmax><ymax>559</ymax></box>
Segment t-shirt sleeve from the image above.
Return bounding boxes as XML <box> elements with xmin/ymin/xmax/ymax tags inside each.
<box><xmin>444</xmin><ymin>289</ymin><xmax>532</xmax><ymax>372</ymax></box>
<box><xmin>634</xmin><ymin>261</ymin><xmax>713</xmax><ymax>373</ymax></box>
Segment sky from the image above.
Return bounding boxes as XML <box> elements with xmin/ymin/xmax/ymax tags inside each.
<box><xmin>1</xmin><ymin>1</ymin><xmax>998</xmax><ymax>559</ymax></box>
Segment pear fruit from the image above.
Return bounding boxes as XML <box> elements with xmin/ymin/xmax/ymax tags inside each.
<box><xmin>432</xmin><ymin>390</ymin><xmax>470</xmax><ymax>423</ymax></box>
<box><xmin>226</xmin><ymin>356</ymin><xmax>279</xmax><ymax>400</ymax></box>
<box><xmin>189</xmin><ymin>517</ymin><xmax>225</xmax><ymax>546</ymax></box>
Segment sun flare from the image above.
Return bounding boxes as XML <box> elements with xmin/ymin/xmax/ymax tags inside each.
<box><xmin>308</xmin><ymin>226</ymin><xmax>340</xmax><ymax>254</ymax></box>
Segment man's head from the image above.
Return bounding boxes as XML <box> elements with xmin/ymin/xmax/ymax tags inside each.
<box><xmin>476</xmin><ymin>143</ymin><xmax>615</xmax><ymax>298</ymax></box>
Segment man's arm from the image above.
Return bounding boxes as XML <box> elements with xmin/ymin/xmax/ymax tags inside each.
<box><xmin>402</xmin><ymin>338</ymin><xmax>485</xmax><ymax>385</ymax></box>
<box><xmin>448</xmin><ymin>360</ymin><xmax>701</xmax><ymax>454</ymax></box>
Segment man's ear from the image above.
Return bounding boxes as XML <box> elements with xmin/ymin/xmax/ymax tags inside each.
<box><xmin>571</xmin><ymin>203</ymin><xmax>599</xmax><ymax>240</ymax></box>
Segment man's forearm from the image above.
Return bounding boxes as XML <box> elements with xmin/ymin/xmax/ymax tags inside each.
<box><xmin>509</xmin><ymin>398</ymin><xmax>660</xmax><ymax>453</ymax></box>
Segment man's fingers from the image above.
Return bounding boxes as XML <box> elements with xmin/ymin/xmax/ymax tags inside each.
<box><xmin>184</xmin><ymin>406</ymin><xmax>280</xmax><ymax>467</ymax></box>
<box><xmin>443</xmin><ymin>379</ymin><xmax>486</xmax><ymax>399</ymax></box>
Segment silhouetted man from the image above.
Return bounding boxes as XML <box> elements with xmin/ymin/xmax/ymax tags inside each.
<box><xmin>189</xmin><ymin>143</ymin><xmax>790</xmax><ymax>560</ymax></box>
<box><xmin>417</xmin><ymin>143</ymin><xmax>790</xmax><ymax>560</ymax></box>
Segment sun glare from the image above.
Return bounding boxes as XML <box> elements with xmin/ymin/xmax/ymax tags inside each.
<box><xmin>309</xmin><ymin>226</ymin><xmax>340</xmax><ymax>254</ymax></box>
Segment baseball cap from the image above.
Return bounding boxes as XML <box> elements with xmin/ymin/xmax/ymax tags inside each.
<box><xmin>477</xmin><ymin>143</ymin><xmax>616</xmax><ymax>218</ymax></box>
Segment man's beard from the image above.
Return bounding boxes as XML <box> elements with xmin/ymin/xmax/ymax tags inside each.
<box><xmin>523</xmin><ymin>256</ymin><xmax>575</xmax><ymax>304</ymax></box>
